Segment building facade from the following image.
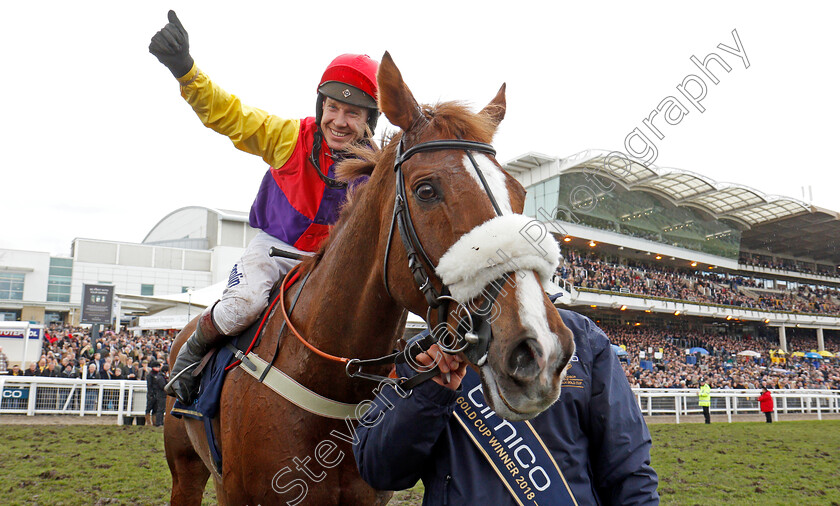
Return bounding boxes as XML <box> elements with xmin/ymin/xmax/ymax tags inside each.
<box><xmin>0</xmin><ymin>206</ymin><xmax>253</xmax><ymax>326</ymax></box>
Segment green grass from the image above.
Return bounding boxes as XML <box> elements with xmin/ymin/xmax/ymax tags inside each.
<box><xmin>0</xmin><ymin>425</ymin><xmax>214</xmax><ymax>506</ymax></box>
<box><xmin>0</xmin><ymin>421</ymin><xmax>838</xmax><ymax>505</ymax></box>
<box><xmin>651</xmin><ymin>420</ymin><xmax>840</xmax><ymax>505</ymax></box>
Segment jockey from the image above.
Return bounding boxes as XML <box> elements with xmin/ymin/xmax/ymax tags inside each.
<box><xmin>149</xmin><ymin>11</ymin><xmax>379</xmax><ymax>405</ymax></box>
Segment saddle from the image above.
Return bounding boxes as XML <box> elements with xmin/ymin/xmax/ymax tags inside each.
<box><xmin>170</xmin><ymin>280</ymin><xmax>286</xmax><ymax>472</ymax></box>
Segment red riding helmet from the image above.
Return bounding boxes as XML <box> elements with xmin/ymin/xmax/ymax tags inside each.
<box><xmin>315</xmin><ymin>54</ymin><xmax>380</xmax><ymax>135</ymax></box>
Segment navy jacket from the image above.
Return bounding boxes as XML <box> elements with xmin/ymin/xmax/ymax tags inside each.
<box><xmin>353</xmin><ymin>309</ymin><xmax>659</xmax><ymax>505</ymax></box>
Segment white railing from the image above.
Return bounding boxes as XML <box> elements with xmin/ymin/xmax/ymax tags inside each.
<box><xmin>0</xmin><ymin>376</ymin><xmax>148</xmax><ymax>424</ymax></box>
<box><xmin>633</xmin><ymin>388</ymin><xmax>840</xmax><ymax>423</ymax></box>
<box><xmin>3</xmin><ymin>377</ymin><xmax>839</xmax><ymax>426</ymax></box>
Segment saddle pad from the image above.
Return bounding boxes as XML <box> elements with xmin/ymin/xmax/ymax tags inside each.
<box><xmin>170</xmin><ymin>342</ymin><xmax>236</xmax><ymax>473</ymax></box>
<box><xmin>169</xmin><ymin>288</ymin><xmax>280</xmax><ymax>471</ymax></box>
<box><xmin>168</xmin><ymin>280</ymin><xmax>285</xmax><ymax>472</ymax></box>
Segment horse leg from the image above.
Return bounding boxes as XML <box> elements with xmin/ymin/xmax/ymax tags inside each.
<box><xmin>212</xmin><ymin>476</ymin><xmax>227</xmax><ymax>506</ymax></box>
<box><xmin>164</xmin><ymin>397</ymin><xmax>211</xmax><ymax>506</ymax></box>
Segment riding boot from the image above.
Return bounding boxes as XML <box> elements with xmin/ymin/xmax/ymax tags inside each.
<box><xmin>165</xmin><ymin>304</ymin><xmax>226</xmax><ymax>404</ymax></box>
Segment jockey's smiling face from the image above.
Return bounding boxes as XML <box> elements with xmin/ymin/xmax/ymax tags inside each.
<box><xmin>320</xmin><ymin>97</ymin><xmax>369</xmax><ymax>151</ymax></box>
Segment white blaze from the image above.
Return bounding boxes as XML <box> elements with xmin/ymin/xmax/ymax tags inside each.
<box><xmin>463</xmin><ymin>153</ymin><xmax>512</xmax><ymax>215</ymax></box>
<box><xmin>515</xmin><ymin>271</ymin><xmax>557</xmax><ymax>361</ymax></box>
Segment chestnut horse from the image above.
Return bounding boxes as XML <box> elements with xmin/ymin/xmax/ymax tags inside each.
<box><xmin>164</xmin><ymin>52</ymin><xmax>575</xmax><ymax>505</ymax></box>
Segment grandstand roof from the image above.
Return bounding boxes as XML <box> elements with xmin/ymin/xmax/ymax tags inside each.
<box><xmin>551</xmin><ymin>150</ymin><xmax>810</xmax><ymax>228</ymax></box>
<box><xmin>504</xmin><ymin>150</ymin><xmax>840</xmax><ymax>265</ymax></box>
<box><xmin>740</xmin><ymin>205</ymin><xmax>840</xmax><ymax>264</ymax></box>
<box><xmin>142</xmin><ymin>206</ymin><xmax>249</xmax><ymax>247</ymax></box>
<box><xmin>503</xmin><ymin>152</ymin><xmax>557</xmax><ymax>174</ymax></box>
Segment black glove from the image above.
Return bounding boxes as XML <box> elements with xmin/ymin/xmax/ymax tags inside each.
<box><xmin>149</xmin><ymin>10</ymin><xmax>194</xmax><ymax>78</ymax></box>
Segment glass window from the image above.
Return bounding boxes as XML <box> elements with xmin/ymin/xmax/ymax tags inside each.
<box><xmin>535</xmin><ymin>193</ymin><xmax>546</xmax><ymax>215</ymax></box>
<box><xmin>544</xmin><ymin>176</ymin><xmax>560</xmax><ymax>195</ymax></box>
<box><xmin>141</xmin><ymin>284</ymin><xmax>154</xmax><ymax>296</ymax></box>
<box><xmin>0</xmin><ymin>311</ymin><xmax>20</xmax><ymax>321</ymax></box>
<box><xmin>48</xmin><ymin>276</ymin><xmax>71</xmax><ymax>286</ymax></box>
<box><xmin>524</xmin><ymin>191</ymin><xmax>535</xmax><ymax>218</ymax></box>
<box><xmin>535</xmin><ymin>172</ymin><xmax>743</xmax><ymax>259</ymax></box>
<box><xmin>47</xmin><ymin>281</ymin><xmax>71</xmax><ymax>302</ymax></box>
<box><xmin>0</xmin><ymin>272</ymin><xmax>24</xmax><ymax>300</ymax></box>
<box><xmin>51</xmin><ymin>258</ymin><xmax>73</xmax><ymax>267</ymax></box>
<box><xmin>47</xmin><ymin>258</ymin><xmax>73</xmax><ymax>303</ymax></box>
<box><xmin>49</xmin><ymin>257</ymin><xmax>73</xmax><ymax>276</ymax></box>
<box><xmin>49</xmin><ymin>265</ymin><xmax>72</xmax><ymax>277</ymax></box>
<box><xmin>544</xmin><ymin>190</ymin><xmax>559</xmax><ymax>214</ymax></box>
<box><xmin>44</xmin><ymin>312</ymin><xmax>64</xmax><ymax>323</ymax></box>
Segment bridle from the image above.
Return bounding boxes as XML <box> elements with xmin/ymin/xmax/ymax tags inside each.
<box><xmin>273</xmin><ymin>134</ymin><xmax>511</xmax><ymax>389</ymax></box>
<box><xmin>382</xmin><ymin>135</ymin><xmax>508</xmax><ymax>367</ymax></box>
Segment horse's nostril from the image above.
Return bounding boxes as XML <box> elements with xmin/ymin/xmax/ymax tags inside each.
<box><xmin>506</xmin><ymin>338</ymin><xmax>543</xmax><ymax>382</ymax></box>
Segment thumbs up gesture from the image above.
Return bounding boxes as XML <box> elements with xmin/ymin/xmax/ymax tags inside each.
<box><xmin>149</xmin><ymin>10</ymin><xmax>194</xmax><ymax>78</ymax></box>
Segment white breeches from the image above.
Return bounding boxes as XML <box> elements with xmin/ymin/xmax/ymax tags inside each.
<box><xmin>212</xmin><ymin>231</ymin><xmax>303</xmax><ymax>336</ymax></box>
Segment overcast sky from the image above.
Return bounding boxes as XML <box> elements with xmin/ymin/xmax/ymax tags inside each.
<box><xmin>2</xmin><ymin>1</ymin><xmax>838</xmax><ymax>256</ymax></box>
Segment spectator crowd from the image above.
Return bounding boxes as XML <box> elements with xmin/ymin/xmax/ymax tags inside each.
<box><xmin>739</xmin><ymin>253</ymin><xmax>840</xmax><ymax>278</ymax></box>
<box><xmin>603</xmin><ymin>323</ymin><xmax>840</xmax><ymax>391</ymax></box>
<box><xmin>558</xmin><ymin>250</ymin><xmax>840</xmax><ymax>315</ymax></box>
<box><xmin>3</xmin><ymin>324</ymin><xmax>174</xmax><ymax>382</ymax></box>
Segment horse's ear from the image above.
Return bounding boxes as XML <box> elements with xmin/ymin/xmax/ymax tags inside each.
<box><xmin>480</xmin><ymin>83</ymin><xmax>507</xmax><ymax>127</ymax></box>
<box><xmin>377</xmin><ymin>51</ymin><xmax>425</xmax><ymax>132</ymax></box>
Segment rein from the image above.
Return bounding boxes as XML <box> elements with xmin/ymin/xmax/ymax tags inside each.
<box><xmin>275</xmin><ymin>262</ymin><xmax>444</xmax><ymax>389</ymax></box>
<box><xmin>279</xmin><ymin>263</ymin><xmax>351</xmax><ymax>364</ymax></box>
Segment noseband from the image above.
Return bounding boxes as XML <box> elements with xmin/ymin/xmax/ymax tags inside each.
<box><xmin>383</xmin><ymin>137</ymin><xmax>507</xmax><ymax>366</ymax></box>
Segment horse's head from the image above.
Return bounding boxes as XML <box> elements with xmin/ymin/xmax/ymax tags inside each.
<box><xmin>372</xmin><ymin>52</ymin><xmax>575</xmax><ymax>421</ymax></box>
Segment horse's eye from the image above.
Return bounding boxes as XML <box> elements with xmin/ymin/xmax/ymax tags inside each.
<box><xmin>414</xmin><ymin>182</ymin><xmax>438</xmax><ymax>201</ymax></box>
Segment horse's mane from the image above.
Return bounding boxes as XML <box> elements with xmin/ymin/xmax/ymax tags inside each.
<box><xmin>299</xmin><ymin>100</ymin><xmax>500</xmax><ymax>273</ymax></box>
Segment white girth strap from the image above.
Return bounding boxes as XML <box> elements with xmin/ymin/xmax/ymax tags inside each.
<box><xmin>239</xmin><ymin>352</ymin><xmax>370</xmax><ymax>420</ymax></box>
<box><xmin>436</xmin><ymin>214</ymin><xmax>561</xmax><ymax>303</ymax></box>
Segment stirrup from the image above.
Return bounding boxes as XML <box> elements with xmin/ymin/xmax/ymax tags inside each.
<box><xmin>167</xmin><ymin>361</ymin><xmax>199</xmax><ymax>385</ymax></box>
<box><xmin>164</xmin><ymin>361</ymin><xmax>200</xmax><ymax>398</ymax></box>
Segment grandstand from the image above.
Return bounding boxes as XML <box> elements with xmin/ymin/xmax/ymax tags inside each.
<box><xmin>504</xmin><ymin>149</ymin><xmax>840</xmax><ymax>366</ymax></box>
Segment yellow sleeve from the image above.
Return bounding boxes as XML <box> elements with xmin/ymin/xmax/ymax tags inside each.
<box><xmin>177</xmin><ymin>64</ymin><xmax>299</xmax><ymax>168</ymax></box>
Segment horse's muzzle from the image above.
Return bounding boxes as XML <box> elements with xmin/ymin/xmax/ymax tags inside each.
<box><xmin>484</xmin><ymin>334</ymin><xmax>574</xmax><ymax>421</ymax></box>
<box><xmin>504</xmin><ymin>337</ymin><xmax>546</xmax><ymax>384</ymax></box>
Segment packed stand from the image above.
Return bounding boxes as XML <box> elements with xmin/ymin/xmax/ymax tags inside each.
<box><xmin>739</xmin><ymin>253</ymin><xmax>840</xmax><ymax>278</ymax></box>
<box><xmin>602</xmin><ymin>323</ymin><xmax>840</xmax><ymax>391</ymax></box>
<box><xmin>559</xmin><ymin>250</ymin><xmax>840</xmax><ymax>315</ymax></box>
<box><xmin>14</xmin><ymin>324</ymin><xmax>174</xmax><ymax>381</ymax></box>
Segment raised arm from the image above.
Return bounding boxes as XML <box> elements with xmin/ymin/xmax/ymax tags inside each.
<box><xmin>149</xmin><ymin>11</ymin><xmax>299</xmax><ymax>168</ymax></box>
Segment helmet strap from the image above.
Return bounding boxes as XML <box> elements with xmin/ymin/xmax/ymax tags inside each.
<box><xmin>309</xmin><ymin>131</ymin><xmax>349</xmax><ymax>190</ymax></box>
